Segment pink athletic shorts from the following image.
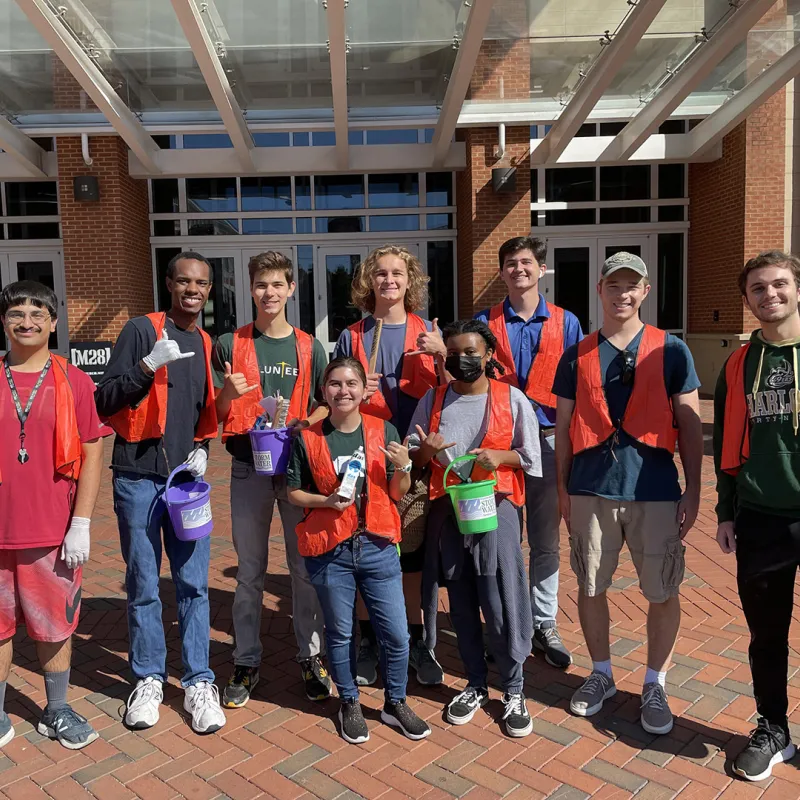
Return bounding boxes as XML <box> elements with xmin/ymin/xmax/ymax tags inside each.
<box><xmin>0</xmin><ymin>546</ymin><xmax>82</xmax><ymax>642</ymax></box>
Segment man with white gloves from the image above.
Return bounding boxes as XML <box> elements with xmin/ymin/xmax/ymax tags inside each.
<box><xmin>0</xmin><ymin>280</ymin><xmax>109</xmax><ymax>751</ymax></box>
<box><xmin>96</xmin><ymin>251</ymin><xmax>224</xmax><ymax>735</ymax></box>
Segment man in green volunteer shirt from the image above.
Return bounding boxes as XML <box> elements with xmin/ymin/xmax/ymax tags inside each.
<box><xmin>714</xmin><ymin>250</ymin><xmax>800</xmax><ymax>782</ymax></box>
<box><xmin>213</xmin><ymin>251</ymin><xmax>330</xmax><ymax>708</ymax></box>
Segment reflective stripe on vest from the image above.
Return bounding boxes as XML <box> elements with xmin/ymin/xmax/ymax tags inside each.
<box><xmin>0</xmin><ymin>353</ymin><xmax>82</xmax><ymax>485</ymax></box>
<box><xmin>720</xmin><ymin>343</ymin><xmax>751</xmax><ymax>475</ymax></box>
<box><xmin>427</xmin><ymin>379</ymin><xmax>525</xmax><ymax>507</ymax></box>
<box><xmin>106</xmin><ymin>312</ymin><xmax>218</xmax><ymax>443</ymax></box>
<box><xmin>295</xmin><ymin>414</ymin><xmax>401</xmax><ymax>557</ymax></box>
<box><xmin>488</xmin><ymin>301</ymin><xmax>565</xmax><ymax>409</ymax></box>
<box><xmin>569</xmin><ymin>325</ymin><xmax>677</xmax><ymax>455</ymax></box>
<box><xmin>350</xmin><ymin>314</ymin><xmax>437</xmax><ymax>421</ymax></box>
<box><xmin>221</xmin><ymin>324</ymin><xmax>314</xmax><ymax>441</ymax></box>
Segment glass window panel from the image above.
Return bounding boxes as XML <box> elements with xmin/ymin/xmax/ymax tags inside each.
<box><xmin>658</xmin><ymin>205</ymin><xmax>685</xmax><ymax>222</ymax></box>
<box><xmin>600</xmin><ymin>166</ymin><xmax>650</xmax><ymax>201</ymax></box>
<box><xmin>605</xmin><ymin>245</ymin><xmax>642</xmax><ymax>260</ymax></box>
<box><xmin>7</xmin><ymin>222</ymin><xmax>59</xmax><ymax>239</ymax></box>
<box><xmin>31</xmin><ymin>137</ymin><xmax>54</xmax><ymax>152</ymax></box>
<box><xmin>658</xmin><ymin>119</ymin><xmax>685</xmax><ymax>134</ymax></box>
<box><xmin>426</xmin><ymin>172</ymin><xmax>452</xmax><ymax>206</ymax></box>
<box><xmin>316</xmin><ymin>217</ymin><xmax>365</xmax><ymax>233</ymax></box>
<box><xmin>326</xmin><ymin>253</ymin><xmax>362</xmax><ymax>342</ymax></box>
<box><xmin>530</xmin><ymin>212</ymin><xmax>538</xmax><ymax>228</ymax></box>
<box><xmin>367</xmin><ymin>173</ymin><xmax>419</xmax><ymax>208</ymax></box>
<box><xmin>554</xmin><ymin>247</ymin><xmax>591</xmax><ymax>334</ymax></box>
<box><xmin>658</xmin><ymin>233</ymin><xmax>684</xmax><ymax>329</ymax></box>
<box><xmin>599</xmin><ymin>207</ymin><xmax>651</xmax><ymax>224</ymax></box>
<box><xmin>369</xmin><ymin>214</ymin><xmax>420</xmax><ymax>231</ymax></box>
<box><xmin>576</xmin><ymin>123</ymin><xmax>596</xmax><ymax>137</ymax></box>
<box><xmin>203</xmin><ymin>256</ymin><xmax>237</xmax><ymax>340</ymax></box>
<box><xmin>187</xmin><ymin>219</ymin><xmax>239</xmax><ymax>235</ymax></box>
<box><xmin>545</xmin><ymin>209</ymin><xmax>595</xmax><ymax>226</ymax></box>
<box><xmin>314</xmin><ymin>175</ymin><xmax>364</xmax><ymax>209</ymax></box>
<box><xmin>545</xmin><ymin>168</ymin><xmax>595</xmax><ymax>202</ymax></box>
<box><xmin>253</xmin><ymin>132</ymin><xmax>291</xmax><ymax>147</ymax></box>
<box><xmin>293</xmin><ymin>132</ymin><xmax>310</xmax><ymax>147</ymax></box>
<box><xmin>424</xmin><ymin>128</ymin><xmax>434</xmax><ymax>143</ymax></box>
<box><xmin>154</xmin><ymin>248</ymin><xmax>182</xmax><ymax>311</ymax></box>
<box><xmin>296</xmin><ymin>217</ymin><xmax>313</xmax><ymax>234</ymax></box>
<box><xmin>13</xmin><ymin>259</ymin><xmax>57</xmax><ymax>348</ymax></box>
<box><xmin>366</xmin><ymin>129</ymin><xmax>419</xmax><ymax>145</ymax></box>
<box><xmin>312</xmin><ymin>131</ymin><xmax>336</xmax><ymax>146</ymax></box>
<box><xmin>295</xmin><ymin>176</ymin><xmax>312</xmax><ymax>210</ymax></box>
<box><xmin>153</xmin><ymin>220</ymin><xmax>180</xmax><ymax>236</ymax></box>
<box><xmin>186</xmin><ymin>178</ymin><xmax>237</xmax><ymax>213</ymax></box>
<box><xmin>599</xmin><ymin>122</ymin><xmax>626</xmax><ymax>136</ymax></box>
<box><xmin>151</xmin><ymin>179</ymin><xmax>180</xmax><ymax>213</ymax></box>
<box><xmin>426</xmin><ymin>213</ymin><xmax>452</xmax><ymax>230</ymax></box>
<box><xmin>531</xmin><ymin>169</ymin><xmax>538</xmax><ymax>203</ymax></box>
<box><xmin>5</xmin><ymin>182</ymin><xmax>58</xmax><ymax>216</ymax></box>
<box><xmin>183</xmin><ymin>134</ymin><xmax>233</xmax><ymax>149</ymax></box>
<box><xmin>152</xmin><ymin>135</ymin><xmax>177</xmax><ymax>149</ymax></box>
<box><xmin>297</xmin><ymin>245</ymin><xmax>315</xmax><ymax>334</ymax></box>
<box><xmin>241</xmin><ymin>177</ymin><xmax>292</xmax><ymax>211</ymax></box>
<box><xmin>242</xmin><ymin>218</ymin><xmax>293</xmax><ymax>235</ymax></box>
<box><xmin>349</xmin><ymin>131</ymin><xmax>365</xmax><ymax>145</ymax></box>
<box><xmin>427</xmin><ymin>241</ymin><xmax>455</xmax><ymax>326</ymax></box>
<box><xmin>658</xmin><ymin>164</ymin><xmax>685</xmax><ymax>199</ymax></box>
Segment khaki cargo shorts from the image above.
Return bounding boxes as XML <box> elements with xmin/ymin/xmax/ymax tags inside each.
<box><xmin>569</xmin><ymin>496</ymin><xmax>685</xmax><ymax>603</ymax></box>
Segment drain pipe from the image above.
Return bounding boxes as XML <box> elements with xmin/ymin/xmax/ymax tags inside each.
<box><xmin>495</xmin><ymin>122</ymin><xmax>506</xmax><ymax>161</ymax></box>
<box><xmin>81</xmin><ymin>133</ymin><xmax>93</xmax><ymax>167</ymax></box>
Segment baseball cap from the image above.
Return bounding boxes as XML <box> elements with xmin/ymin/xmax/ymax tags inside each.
<box><xmin>600</xmin><ymin>251</ymin><xmax>648</xmax><ymax>279</ymax></box>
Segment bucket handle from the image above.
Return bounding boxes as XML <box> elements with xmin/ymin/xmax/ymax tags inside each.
<box><xmin>442</xmin><ymin>454</ymin><xmax>498</xmax><ymax>492</ymax></box>
<box><xmin>165</xmin><ymin>463</ymin><xmax>190</xmax><ymax>499</ymax></box>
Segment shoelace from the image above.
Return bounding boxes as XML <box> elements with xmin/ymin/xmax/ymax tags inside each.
<box><xmin>453</xmin><ymin>688</ymin><xmax>480</xmax><ymax>708</ymax></box>
<box><xmin>641</xmin><ymin>684</ymin><xmax>667</xmax><ymax>712</ymax></box>
<box><xmin>231</xmin><ymin>666</ymin><xmax>252</xmax><ymax>685</ymax></box>
<box><xmin>52</xmin><ymin>707</ymin><xmax>87</xmax><ymax>733</ymax></box>
<box><xmin>541</xmin><ymin>627</ymin><xmax>563</xmax><ymax>647</ymax></box>
<box><xmin>581</xmin><ymin>672</ymin><xmax>610</xmax><ymax>698</ymax></box>
<box><xmin>749</xmin><ymin>720</ymin><xmax>785</xmax><ymax>754</ymax></box>
<box><xmin>189</xmin><ymin>682</ymin><xmax>221</xmax><ymax>712</ymax></box>
<box><xmin>129</xmin><ymin>678</ymin><xmax>161</xmax><ymax>710</ymax></box>
<box><xmin>416</xmin><ymin>643</ymin><xmax>438</xmax><ymax>667</ymax></box>
<box><xmin>502</xmin><ymin>694</ymin><xmax>526</xmax><ymax>720</ymax></box>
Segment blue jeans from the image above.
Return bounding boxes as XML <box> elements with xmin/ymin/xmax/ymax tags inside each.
<box><xmin>305</xmin><ymin>535</ymin><xmax>408</xmax><ymax>702</ymax></box>
<box><xmin>113</xmin><ymin>470</ymin><xmax>214</xmax><ymax>687</ymax></box>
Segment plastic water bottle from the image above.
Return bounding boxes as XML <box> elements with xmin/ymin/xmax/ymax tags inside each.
<box><xmin>338</xmin><ymin>446</ymin><xmax>366</xmax><ymax>500</ymax></box>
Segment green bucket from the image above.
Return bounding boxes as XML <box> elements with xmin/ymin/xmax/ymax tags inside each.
<box><xmin>443</xmin><ymin>454</ymin><xmax>498</xmax><ymax>535</ymax></box>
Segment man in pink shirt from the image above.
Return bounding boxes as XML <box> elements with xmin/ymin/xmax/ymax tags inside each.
<box><xmin>0</xmin><ymin>280</ymin><xmax>109</xmax><ymax>750</ymax></box>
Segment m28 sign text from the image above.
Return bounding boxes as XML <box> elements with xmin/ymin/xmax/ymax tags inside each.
<box><xmin>70</xmin><ymin>342</ymin><xmax>113</xmax><ymax>384</ymax></box>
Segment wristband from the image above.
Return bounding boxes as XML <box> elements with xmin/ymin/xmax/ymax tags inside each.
<box><xmin>397</xmin><ymin>461</ymin><xmax>413</xmax><ymax>474</ymax></box>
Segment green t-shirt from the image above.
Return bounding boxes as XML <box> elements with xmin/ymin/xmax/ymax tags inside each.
<box><xmin>212</xmin><ymin>327</ymin><xmax>328</xmax><ymax>463</ymax></box>
<box><xmin>286</xmin><ymin>419</ymin><xmax>400</xmax><ymax>512</ymax></box>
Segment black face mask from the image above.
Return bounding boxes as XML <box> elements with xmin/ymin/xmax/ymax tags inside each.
<box><xmin>445</xmin><ymin>355</ymin><xmax>484</xmax><ymax>383</ymax></box>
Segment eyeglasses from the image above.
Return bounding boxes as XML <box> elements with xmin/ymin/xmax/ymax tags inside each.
<box><xmin>621</xmin><ymin>350</ymin><xmax>636</xmax><ymax>386</ymax></box>
<box><xmin>5</xmin><ymin>310</ymin><xmax>50</xmax><ymax>324</ymax></box>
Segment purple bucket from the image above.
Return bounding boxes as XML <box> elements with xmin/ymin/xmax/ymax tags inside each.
<box><xmin>165</xmin><ymin>465</ymin><xmax>213</xmax><ymax>541</ymax></box>
<box><xmin>249</xmin><ymin>427</ymin><xmax>291</xmax><ymax>476</ymax></box>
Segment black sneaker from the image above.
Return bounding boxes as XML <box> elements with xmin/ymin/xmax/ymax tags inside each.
<box><xmin>446</xmin><ymin>687</ymin><xmax>489</xmax><ymax>725</ymax></box>
<box><xmin>734</xmin><ymin>718</ymin><xmax>796</xmax><ymax>781</ymax></box>
<box><xmin>37</xmin><ymin>705</ymin><xmax>99</xmax><ymax>750</ymax></box>
<box><xmin>223</xmin><ymin>665</ymin><xmax>259</xmax><ymax>708</ymax></box>
<box><xmin>502</xmin><ymin>693</ymin><xmax>533</xmax><ymax>738</ymax></box>
<box><xmin>533</xmin><ymin>625</ymin><xmax>572</xmax><ymax>669</ymax></box>
<box><xmin>338</xmin><ymin>698</ymin><xmax>369</xmax><ymax>744</ymax></box>
<box><xmin>356</xmin><ymin>638</ymin><xmax>378</xmax><ymax>686</ymax></box>
<box><xmin>409</xmin><ymin>640</ymin><xmax>444</xmax><ymax>686</ymax></box>
<box><xmin>300</xmin><ymin>656</ymin><xmax>333</xmax><ymax>701</ymax></box>
<box><xmin>381</xmin><ymin>700</ymin><xmax>431</xmax><ymax>740</ymax></box>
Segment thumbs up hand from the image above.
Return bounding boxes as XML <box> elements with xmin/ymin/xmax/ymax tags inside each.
<box><xmin>142</xmin><ymin>327</ymin><xmax>195</xmax><ymax>373</ymax></box>
<box><xmin>221</xmin><ymin>361</ymin><xmax>260</xmax><ymax>401</ymax></box>
<box><xmin>411</xmin><ymin>317</ymin><xmax>446</xmax><ymax>358</ymax></box>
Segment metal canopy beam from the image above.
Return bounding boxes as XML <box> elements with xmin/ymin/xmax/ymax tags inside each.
<box><xmin>0</xmin><ymin>117</ymin><xmax>47</xmax><ymax>177</ymax></box>
<box><xmin>532</xmin><ymin>0</ymin><xmax>669</xmax><ymax>165</ymax></box>
<box><xmin>431</xmin><ymin>0</ymin><xmax>495</xmax><ymax>167</ymax></box>
<box><xmin>689</xmin><ymin>44</ymin><xmax>800</xmax><ymax>156</ymax></box>
<box><xmin>170</xmin><ymin>0</ymin><xmax>254</xmax><ymax>172</ymax></box>
<box><xmin>327</xmin><ymin>0</ymin><xmax>349</xmax><ymax>170</ymax></box>
<box><xmin>15</xmin><ymin>0</ymin><xmax>160</xmax><ymax>173</ymax></box>
<box><xmin>602</xmin><ymin>0</ymin><xmax>778</xmax><ymax>162</ymax></box>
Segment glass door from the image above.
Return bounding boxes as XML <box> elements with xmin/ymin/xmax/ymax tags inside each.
<box><xmin>315</xmin><ymin>246</ymin><xmax>368</xmax><ymax>353</ymax></box>
<box><xmin>597</xmin><ymin>236</ymin><xmax>655</xmax><ymax>327</ymax></box>
<box><xmin>548</xmin><ymin>239</ymin><xmax>596</xmax><ymax>335</ymax></box>
<box><xmin>190</xmin><ymin>250</ymin><xmax>240</xmax><ymax>341</ymax></box>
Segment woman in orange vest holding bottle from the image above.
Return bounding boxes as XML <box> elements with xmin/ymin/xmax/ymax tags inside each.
<box><xmin>286</xmin><ymin>357</ymin><xmax>431</xmax><ymax>745</ymax></box>
<box><xmin>408</xmin><ymin>319</ymin><xmax>541</xmax><ymax>739</ymax></box>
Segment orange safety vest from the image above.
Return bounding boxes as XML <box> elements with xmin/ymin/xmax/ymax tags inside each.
<box><xmin>488</xmin><ymin>300</ymin><xmax>565</xmax><ymax>409</ymax></box>
<box><xmin>427</xmin><ymin>379</ymin><xmax>526</xmax><ymax>507</ymax></box>
<box><xmin>720</xmin><ymin>343</ymin><xmax>752</xmax><ymax>475</ymax></box>
<box><xmin>569</xmin><ymin>325</ymin><xmax>677</xmax><ymax>455</ymax></box>
<box><xmin>106</xmin><ymin>312</ymin><xmax>218</xmax><ymax>443</ymax></box>
<box><xmin>295</xmin><ymin>414</ymin><xmax>401</xmax><ymax>557</ymax></box>
<box><xmin>0</xmin><ymin>354</ymin><xmax>82</xmax><ymax>485</ymax></box>
<box><xmin>221</xmin><ymin>323</ymin><xmax>314</xmax><ymax>442</ymax></box>
<box><xmin>350</xmin><ymin>314</ymin><xmax>438</xmax><ymax>421</ymax></box>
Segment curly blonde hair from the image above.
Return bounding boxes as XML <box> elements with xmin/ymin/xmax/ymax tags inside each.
<box><xmin>351</xmin><ymin>245</ymin><xmax>429</xmax><ymax>314</ymax></box>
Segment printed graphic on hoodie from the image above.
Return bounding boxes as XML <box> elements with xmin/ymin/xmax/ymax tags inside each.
<box><xmin>747</xmin><ymin>360</ymin><xmax>800</xmax><ymax>424</ymax></box>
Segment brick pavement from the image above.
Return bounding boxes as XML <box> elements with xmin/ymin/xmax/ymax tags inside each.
<box><xmin>4</xmin><ymin>400</ymin><xmax>800</xmax><ymax>800</ymax></box>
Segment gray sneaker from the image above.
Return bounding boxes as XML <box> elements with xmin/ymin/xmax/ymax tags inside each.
<box><xmin>37</xmin><ymin>705</ymin><xmax>99</xmax><ymax>750</ymax></box>
<box><xmin>569</xmin><ymin>672</ymin><xmax>616</xmax><ymax>717</ymax></box>
<box><xmin>0</xmin><ymin>712</ymin><xmax>14</xmax><ymax>748</ymax></box>
<box><xmin>640</xmin><ymin>682</ymin><xmax>673</xmax><ymax>735</ymax></box>
<box><xmin>409</xmin><ymin>640</ymin><xmax>444</xmax><ymax>686</ymax></box>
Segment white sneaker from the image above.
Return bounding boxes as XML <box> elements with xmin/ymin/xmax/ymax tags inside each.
<box><xmin>124</xmin><ymin>677</ymin><xmax>163</xmax><ymax>730</ymax></box>
<box><xmin>184</xmin><ymin>681</ymin><xmax>226</xmax><ymax>734</ymax></box>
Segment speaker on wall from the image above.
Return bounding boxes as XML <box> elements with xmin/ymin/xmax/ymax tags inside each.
<box><xmin>74</xmin><ymin>176</ymin><xmax>100</xmax><ymax>202</ymax></box>
<box><xmin>492</xmin><ymin>167</ymin><xmax>516</xmax><ymax>193</ymax></box>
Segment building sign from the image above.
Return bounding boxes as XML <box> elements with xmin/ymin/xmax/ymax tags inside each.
<box><xmin>70</xmin><ymin>341</ymin><xmax>113</xmax><ymax>384</ymax></box>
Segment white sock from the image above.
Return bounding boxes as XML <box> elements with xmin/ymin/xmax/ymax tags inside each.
<box><xmin>644</xmin><ymin>667</ymin><xmax>667</xmax><ymax>687</ymax></box>
<box><xmin>592</xmin><ymin>660</ymin><xmax>612</xmax><ymax>678</ymax></box>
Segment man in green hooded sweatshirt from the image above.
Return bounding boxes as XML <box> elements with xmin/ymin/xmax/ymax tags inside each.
<box><xmin>714</xmin><ymin>249</ymin><xmax>800</xmax><ymax>782</ymax></box>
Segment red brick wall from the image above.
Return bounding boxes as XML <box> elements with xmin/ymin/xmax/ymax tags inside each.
<box><xmin>57</xmin><ymin>136</ymin><xmax>153</xmax><ymax>341</ymax></box>
<box><xmin>456</xmin><ymin>126</ymin><xmax>532</xmax><ymax>316</ymax></box>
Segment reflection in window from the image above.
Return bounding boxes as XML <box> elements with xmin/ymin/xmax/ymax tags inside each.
<box><xmin>242</xmin><ymin>218</ymin><xmax>293</xmax><ymax>235</ymax></box>
<box><xmin>296</xmin><ymin>217</ymin><xmax>313</xmax><ymax>234</ymax></box>
<box><xmin>554</xmin><ymin>247</ymin><xmax>591</xmax><ymax>333</ymax></box>
<box><xmin>545</xmin><ymin>168</ymin><xmax>595</xmax><ymax>202</ymax></box>
<box><xmin>253</xmin><ymin>132</ymin><xmax>291</xmax><ymax>147</ymax></box>
<box><xmin>314</xmin><ymin>175</ymin><xmax>364</xmax><ymax>209</ymax></box>
<box><xmin>424</xmin><ymin>128</ymin><xmax>434</xmax><ymax>143</ymax></box>
<box><xmin>186</xmin><ymin>178</ymin><xmax>237</xmax><ymax>213</ymax></box>
<box><xmin>203</xmin><ymin>256</ymin><xmax>237</xmax><ymax>340</ymax></box>
<box><xmin>293</xmin><ymin>132</ymin><xmax>310</xmax><ymax>146</ymax></box>
<box><xmin>349</xmin><ymin>131</ymin><xmax>365</xmax><ymax>145</ymax></box>
<box><xmin>368</xmin><ymin>173</ymin><xmax>418</xmax><ymax>208</ymax></box>
<box><xmin>295</xmin><ymin>176</ymin><xmax>312</xmax><ymax>210</ymax></box>
<box><xmin>316</xmin><ymin>216</ymin><xmax>365</xmax><ymax>233</ymax></box>
<box><xmin>6</xmin><ymin>182</ymin><xmax>58</xmax><ymax>216</ymax></box>
<box><xmin>369</xmin><ymin>214</ymin><xmax>419</xmax><ymax>231</ymax></box>
<box><xmin>366</xmin><ymin>129</ymin><xmax>418</xmax><ymax>145</ymax></box>
<box><xmin>8</xmin><ymin>222</ymin><xmax>60</xmax><ymax>239</ymax></box>
<box><xmin>312</xmin><ymin>131</ymin><xmax>336</xmax><ymax>146</ymax></box>
<box><xmin>426</xmin><ymin>214</ymin><xmax>452</xmax><ymax>230</ymax></box>
<box><xmin>600</xmin><ymin>166</ymin><xmax>650</xmax><ymax>201</ymax></box>
<box><xmin>427</xmin><ymin>241</ymin><xmax>455</xmax><ymax>326</ymax></box>
<box><xmin>187</xmin><ymin>219</ymin><xmax>239</xmax><ymax>235</ymax></box>
<box><xmin>241</xmin><ymin>177</ymin><xmax>291</xmax><ymax>211</ymax></box>
<box><xmin>183</xmin><ymin>134</ymin><xmax>233</xmax><ymax>149</ymax></box>
<box><xmin>657</xmin><ymin>233</ymin><xmax>684</xmax><ymax>330</ymax></box>
<box><xmin>153</xmin><ymin>220</ymin><xmax>180</xmax><ymax>236</ymax></box>
<box><xmin>151</xmin><ymin>179</ymin><xmax>179</xmax><ymax>213</ymax></box>
<box><xmin>426</xmin><ymin>172</ymin><xmax>452</xmax><ymax>206</ymax></box>
<box><xmin>326</xmin><ymin>254</ymin><xmax>362</xmax><ymax>342</ymax></box>
<box><xmin>297</xmin><ymin>245</ymin><xmax>315</xmax><ymax>334</ymax></box>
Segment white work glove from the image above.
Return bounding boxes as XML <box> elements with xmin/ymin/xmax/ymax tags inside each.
<box><xmin>142</xmin><ymin>328</ymin><xmax>194</xmax><ymax>373</ymax></box>
<box><xmin>185</xmin><ymin>447</ymin><xmax>208</xmax><ymax>478</ymax></box>
<box><xmin>61</xmin><ymin>517</ymin><xmax>90</xmax><ymax>570</ymax></box>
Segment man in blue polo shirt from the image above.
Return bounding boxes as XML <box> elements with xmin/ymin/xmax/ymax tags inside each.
<box><xmin>475</xmin><ymin>236</ymin><xmax>583</xmax><ymax>668</ymax></box>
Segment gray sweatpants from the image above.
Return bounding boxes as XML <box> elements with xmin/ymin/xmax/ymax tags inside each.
<box><xmin>230</xmin><ymin>459</ymin><xmax>324</xmax><ymax>664</ymax></box>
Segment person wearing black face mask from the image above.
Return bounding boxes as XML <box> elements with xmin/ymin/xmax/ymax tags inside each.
<box><xmin>407</xmin><ymin>319</ymin><xmax>541</xmax><ymax>738</ymax></box>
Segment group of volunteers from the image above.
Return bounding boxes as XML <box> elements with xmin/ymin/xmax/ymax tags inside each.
<box><xmin>0</xmin><ymin>234</ymin><xmax>796</xmax><ymax>784</ymax></box>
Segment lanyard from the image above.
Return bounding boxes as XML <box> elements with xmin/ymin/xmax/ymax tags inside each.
<box><xmin>4</xmin><ymin>357</ymin><xmax>52</xmax><ymax>464</ymax></box>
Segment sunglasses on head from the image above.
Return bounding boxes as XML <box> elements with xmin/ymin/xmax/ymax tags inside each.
<box><xmin>621</xmin><ymin>350</ymin><xmax>636</xmax><ymax>386</ymax></box>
